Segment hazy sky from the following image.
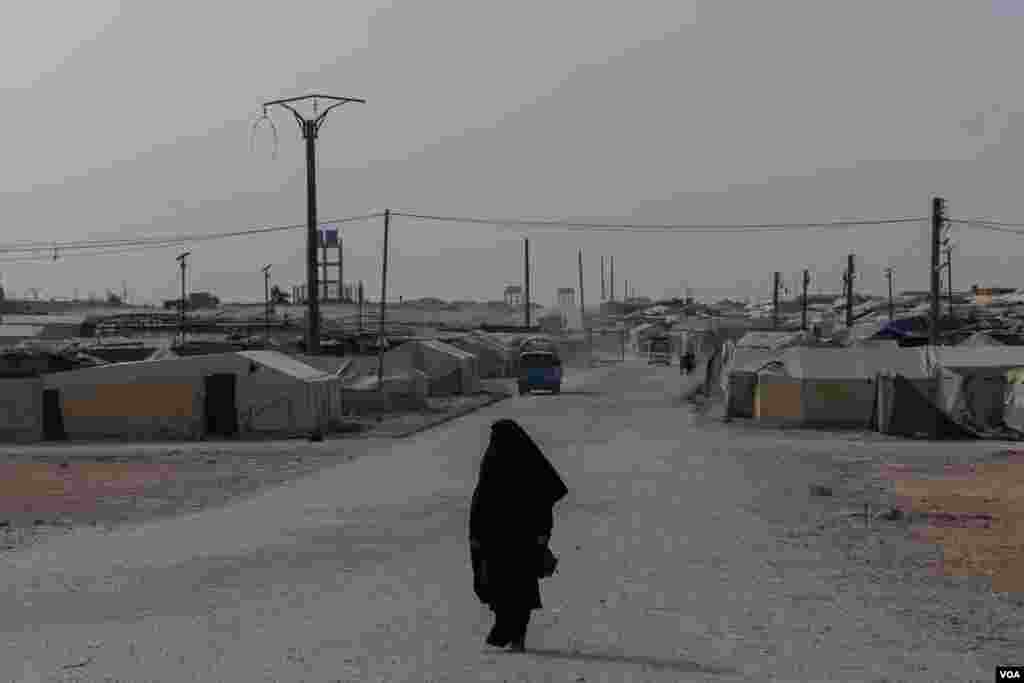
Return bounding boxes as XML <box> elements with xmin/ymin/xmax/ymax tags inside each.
<box><xmin>2</xmin><ymin>1</ymin><xmax>1024</xmax><ymax>305</ymax></box>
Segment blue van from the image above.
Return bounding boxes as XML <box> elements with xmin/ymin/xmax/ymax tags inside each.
<box><xmin>518</xmin><ymin>350</ymin><xmax>562</xmax><ymax>395</ymax></box>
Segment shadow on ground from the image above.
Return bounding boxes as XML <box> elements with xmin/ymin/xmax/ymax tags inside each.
<box><xmin>513</xmin><ymin>647</ymin><xmax>739</xmax><ymax>676</ymax></box>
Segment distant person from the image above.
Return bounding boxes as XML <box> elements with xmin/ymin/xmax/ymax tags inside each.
<box><xmin>469</xmin><ymin>419</ymin><xmax>568</xmax><ymax>651</ymax></box>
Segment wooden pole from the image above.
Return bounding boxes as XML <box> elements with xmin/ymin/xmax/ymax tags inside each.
<box><xmin>524</xmin><ymin>238</ymin><xmax>531</xmax><ymax>328</ymax></box>
<box><xmin>377</xmin><ymin>210</ymin><xmax>390</xmax><ymax>387</ymax></box>
<box><xmin>578</xmin><ymin>249</ymin><xmax>588</xmax><ymax>350</ymax></box>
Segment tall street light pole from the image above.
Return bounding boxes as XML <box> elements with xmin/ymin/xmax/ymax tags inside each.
<box><xmin>261</xmin><ymin>94</ymin><xmax>365</xmax><ymax>355</ymax></box>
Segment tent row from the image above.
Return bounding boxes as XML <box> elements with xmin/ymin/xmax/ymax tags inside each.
<box><xmin>723</xmin><ymin>343</ymin><xmax>1024</xmax><ymax>438</ymax></box>
<box><xmin>0</xmin><ymin>333</ymin><xmax>514</xmax><ymax>442</ymax></box>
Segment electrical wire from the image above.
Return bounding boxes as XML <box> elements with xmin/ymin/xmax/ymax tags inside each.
<box><xmin>949</xmin><ymin>218</ymin><xmax>1024</xmax><ymax>235</ymax></box>
<box><xmin>949</xmin><ymin>218</ymin><xmax>1024</xmax><ymax>228</ymax></box>
<box><xmin>390</xmin><ymin>212</ymin><xmax>926</xmax><ymax>232</ymax></box>
<box><xmin>0</xmin><ymin>213</ymin><xmax>385</xmax><ymax>256</ymax></box>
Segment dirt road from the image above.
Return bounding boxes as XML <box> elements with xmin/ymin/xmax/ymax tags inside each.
<box><xmin>0</xmin><ymin>360</ymin><xmax>1013</xmax><ymax>681</ymax></box>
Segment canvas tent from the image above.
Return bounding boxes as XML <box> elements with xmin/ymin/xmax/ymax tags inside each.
<box><xmin>735</xmin><ymin>331</ymin><xmax>805</xmax><ymax>352</ymax></box>
<box><xmin>927</xmin><ymin>346</ymin><xmax>1024</xmax><ymax>437</ymax></box>
<box><xmin>43</xmin><ymin>351</ymin><xmax>343</xmax><ymax>441</ymax></box>
<box><xmin>753</xmin><ymin>346</ymin><xmax>932</xmax><ymax>428</ymax></box>
<box><xmin>958</xmin><ymin>332</ymin><xmax>1006</xmax><ymax>348</ymax></box>
<box><xmin>380</xmin><ymin>339</ymin><xmax>481</xmax><ymax>396</ymax></box>
<box><xmin>444</xmin><ymin>334</ymin><xmax>512</xmax><ymax>378</ymax></box>
<box><xmin>0</xmin><ymin>378</ymin><xmax>44</xmax><ymax>442</ymax></box>
<box><xmin>723</xmin><ymin>348</ymin><xmax>784</xmax><ymax>418</ymax></box>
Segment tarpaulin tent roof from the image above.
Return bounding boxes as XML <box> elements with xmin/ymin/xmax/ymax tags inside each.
<box><xmin>774</xmin><ymin>346</ymin><xmax>930</xmax><ymax>380</ymax></box>
<box><xmin>735</xmin><ymin>331</ymin><xmax>804</xmax><ymax>351</ymax></box>
<box><xmin>927</xmin><ymin>346</ymin><xmax>1024</xmax><ymax>373</ymax></box>
<box><xmin>878</xmin><ymin>317</ymin><xmax>928</xmax><ymax>337</ymax></box>
<box><xmin>957</xmin><ymin>332</ymin><xmax>1006</xmax><ymax>348</ymax></box>
<box><xmin>726</xmin><ymin>348</ymin><xmax>782</xmax><ymax>374</ymax></box>
<box><xmin>236</xmin><ymin>350</ymin><xmax>332</xmax><ymax>381</ymax></box>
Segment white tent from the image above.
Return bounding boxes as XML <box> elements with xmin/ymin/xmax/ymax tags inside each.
<box><xmin>928</xmin><ymin>346</ymin><xmax>1024</xmax><ymax>435</ymax></box>
<box><xmin>754</xmin><ymin>346</ymin><xmax>931</xmax><ymax>428</ymax></box>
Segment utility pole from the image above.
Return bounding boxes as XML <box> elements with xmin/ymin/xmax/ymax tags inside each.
<box><xmin>523</xmin><ymin>238</ymin><xmax>531</xmax><ymax>328</ymax></box>
<box><xmin>377</xmin><ymin>210</ymin><xmax>391</xmax><ymax>387</ymax></box>
<box><xmin>176</xmin><ymin>252</ymin><xmax>190</xmax><ymax>346</ymax></box>
<box><xmin>885</xmin><ymin>267</ymin><xmax>895</xmax><ymax>321</ymax></box>
<box><xmin>600</xmin><ymin>255</ymin><xmax>606</xmax><ymax>300</ymax></box>
<box><xmin>772</xmin><ymin>272</ymin><xmax>781</xmax><ymax>329</ymax></box>
<box><xmin>945</xmin><ymin>244</ymin><xmax>954</xmax><ymax>320</ymax></box>
<box><xmin>610</xmin><ymin>256</ymin><xmax>615</xmax><ymax>303</ymax></box>
<box><xmin>625</xmin><ymin>279</ymin><xmax>629</xmax><ymax>304</ymax></box>
<box><xmin>262</xmin><ymin>264</ymin><xmax>272</xmax><ymax>345</ymax></box>
<box><xmin>801</xmin><ymin>269</ymin><xmax>810</xmax><ymax>331</ymax></box>
<box><xmin>261</xmin><ymin>93</ymin><xmax>365</xmax><ymax>355</ymax></box>
<box><xmin>578</xmin><ymin>249</ymin><xmax>588</xmax><ymax>348</ymax></box>
<box><xmin>929</xmin><ymin>196</ymin><xmax>945</xmax><ymax>346</ymax></box>
<box><xmin>845</xmin><ymin>253</ymin><xmax>855</xmax><ymax>328</ymax></box>
<box><xmin>357</xmin><ymin>280</ymin><xmax>365</xmax><ymax>333</ymax></box>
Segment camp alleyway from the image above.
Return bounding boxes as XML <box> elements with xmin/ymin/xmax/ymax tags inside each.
<box><xmin>0</xmin><ymin>359</ymin><xmax>1010</xmax><ymax>682</ymax></box>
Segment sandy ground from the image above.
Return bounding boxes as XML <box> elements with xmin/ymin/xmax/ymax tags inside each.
<box><xmin>0</xmin><ymin>358</ymin><xmax>1019</xmax><ymax>681</ymax></box>
<box><xmin>0</xmin><ymin>387</ymin><xmax>513</xmax><ymax>559</ymax></box>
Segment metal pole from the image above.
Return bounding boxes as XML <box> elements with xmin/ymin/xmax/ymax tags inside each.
<box><xmin>338</xmin><ymin>238</ymin><xmax>344</xmax><ymax>303</ymax></box>
<box><xmin>263</xmin><ymin>265</ymin><xmax>271</xmax><ymax>345</ymax></box>
<box><xmin>524</xmin><ymin>238</ymin><xmax>531</xmax><ymax>328</ymax></box>
<box><xmin>772</xmin><ymin>272</ymin><xmax>780</xmax><ymax>330</ymax></box>
<box><xmin>303</xmin><ymin>122</ymin><xmax>321</xmax><ymax>354</ymax></box>
<box><xmin>578</xmin><ymin>249</ymin><xmax>588</xmax><ymax>350</ymax></box>
<box><xmin>377</xmin><ymin>210</ymin><xmax>391</xmax><ymax>387</ymax></box>
<box><xmin>946</xmin><ymin>247</ymin><xmax>953</xmax><ymax>320</ymax></box>
<box><xmin>845</xmin><ymin>254</ymin><xmax>855</xmax><ymax>329</ymax></box>
<box><xmin>886</xmin><ymin>268</ymin><xmax>894</xmax><ymax>321</ymax></box>
<box><xmin>358</xmin><ymin>280</ymin><xmax>364</xmax><ymax>333</ymax></box>
<box><xmin>600</xmin><ymin>255</ymin><xmax>605</xmax><ymax>301</ymax></box>
<box><xmin>801</xmin><ymin>269</ymin><xmax>809</xmax><ymax>331</ymax></box>
<box><xmin>929</xmin><ymin>197</ymin><xmax>945</xmax><ymax>346</ymax></box>
<box><xmin>176</xmin><ymin>252</ymin><xmax>190</xmax><ymax>346</ymax></box>
<box><xmin>321</xmin><ymin>239</ymin><xmax>328</xmax><ymax>303</ymax></box>
<box><xmin>261</xmin><ymin>94</ymin><xmax>365</xmax><ymax>354</ymax></box>
<box><xmin>610</xmin><ymin>256</ymin><xmax>615</xmax><ymax>303</ymax></box>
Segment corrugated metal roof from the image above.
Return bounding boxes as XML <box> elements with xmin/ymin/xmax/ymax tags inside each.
<box><xmin>237</xmin><ymin>350</ymin><xmax>330</xmax><ymax>381</ymax></box>
<box><xmin>779</xmin><ymin>346</ymin><xmax>930</xmax><ymax>379</ymax></box>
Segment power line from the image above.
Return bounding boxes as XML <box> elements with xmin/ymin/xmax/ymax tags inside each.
<box><xmin>949</xmin><ymin>218</ymin><xmax>1024</xmax><ymax>235</ymax></box>
<box><xmin>0</xmin><ymin>213</ymin><xmax>384</xmax><ymax>256</ymax></box>
<box><xmin>390</xmin><ymin>212</ymin><xmax>925</xmax><ymax>232</ymax></box>
<box><xmin>949</xmin><ymin>217</ymin><xmax>1024</xmax><ymax>228</ymax></box>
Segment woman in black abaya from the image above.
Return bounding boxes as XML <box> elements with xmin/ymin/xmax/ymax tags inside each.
<box><xmin>469</xmin><ymin>419</ymin><xmax>569</xmax><ymax>651</ymax></box>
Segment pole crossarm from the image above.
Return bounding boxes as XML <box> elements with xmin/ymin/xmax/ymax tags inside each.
<box><xmin>263</xmin><ymin>95</ymin><xmax>366</xmax><ymax>136</ymax></box>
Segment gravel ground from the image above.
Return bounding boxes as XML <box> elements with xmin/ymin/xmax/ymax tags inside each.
<box><xmin>0</xmin><ymin>389</ymin><xmax>511</xmax><ymax>557</ymax></box>
<box><xmin>693</xmin><ymin>399</ymin><xmax>1024</xmax><ymax>671</ymax></box>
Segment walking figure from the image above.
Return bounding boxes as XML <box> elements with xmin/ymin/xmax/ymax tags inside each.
<box><xmin>469</xmin><ymin>419</ymin><xmax>568</xmax><ymax>652</ymax></box>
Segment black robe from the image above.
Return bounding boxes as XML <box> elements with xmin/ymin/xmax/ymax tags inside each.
<box><xmin>469</xmin><ymin>419</ymin><xmax>568</xmax><ymax>611</ymax></box>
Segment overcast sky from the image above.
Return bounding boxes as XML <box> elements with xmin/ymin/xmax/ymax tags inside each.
<box><xmin>2</xmin><ymin>0</ymin><xmax>1023</xmax><ymax>305</ymax></box>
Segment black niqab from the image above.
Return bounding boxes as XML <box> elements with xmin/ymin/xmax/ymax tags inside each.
<box><xmin>475</xmin><ymin>419</ymin><xmax>568</xmax><ymax>508</ymax></box>
<box><xmin>469</xmin><ymin>419</ymin><xmax>568</xmax><ymax>610</ymax></box>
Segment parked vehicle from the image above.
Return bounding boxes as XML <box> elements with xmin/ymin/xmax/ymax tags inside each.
<box><xmin>647</xmin><ymin>335</ymin><xmax>672</xmax><ymax>366</ymax></box>
<box><xmin>518</xmin><ymin>350</ymin><xmax>562</xmax><ymax>394</ymax></box>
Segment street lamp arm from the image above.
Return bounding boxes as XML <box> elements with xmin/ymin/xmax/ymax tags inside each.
<box><xmin>314</xmin><ymin>99</ymin><xmax>365</xmax><ymax>133</ymax></box>
<box><xmin>265</xmin><ymin>101</ymin><xmax>307</xmax><ymax>129</ymax></box>
<box><xmin>264</xmin><ymin>94</ymin><xmax>365</xmax><ymax>107</ymax></box>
